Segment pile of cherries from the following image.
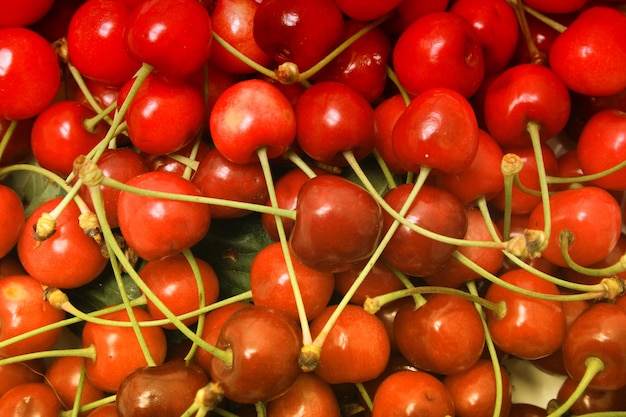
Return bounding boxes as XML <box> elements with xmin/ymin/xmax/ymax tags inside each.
<box><xmin>1</xmin><ymin>0</ymin><xmax>626</xmax><ymax>416</ymax></box>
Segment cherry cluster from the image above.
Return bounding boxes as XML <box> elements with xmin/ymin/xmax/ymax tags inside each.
<box><xmin>1</xmin><ymin>0</ymin><xmax>626</xmax><ymax>416</ymax></box>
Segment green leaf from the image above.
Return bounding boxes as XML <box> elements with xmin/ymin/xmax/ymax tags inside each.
<box><xmin>2</xmin><ymin>161</ymin><xmax>66</xmax><ymax>217</ymax></box>
<box><xmin>193</xmin><ymin>213</ymin><xmax>273</xmax><ymax>299</ymax></box>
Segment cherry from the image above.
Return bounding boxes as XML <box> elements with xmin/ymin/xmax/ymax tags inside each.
<box><xmin>252</xmin><ymin>0</ymin><xmax>344</xmax><ymax>73</ymax></box>
<box><xmin>0</xmin><ymin>0</ymin><xmax>54</xmax><ymax>27</ymax></box>
<box><xmin>191</xmin><ymin>147</ymin><xmax>269</xmax><ymax>219</ymax></box>
<box><xmin>576</xmin><ymin>109</ymin><xmax>626</xmax><ymax>190</ymax></box>
<box><xmin>392</xmin><ymin>87</ymin><xmax>479</xmax><ymax>174</ymax></box>
<box><xmin>0</xmin><ymin>27</ymin><xmax>61</xmax><ymax>120</ymax></box>
<box><xmin>17</xmin><ymin>197</ymin><xmax>108</xmax><ymax>289</ymax></box>
<box><xmin>120</xmin><ymin>74</ymin><xmax>205</xmax><ymax>155</ymax></box>
<box><xmin>208</xmin><ymin>0</ymin><xmax>272</xmax><ymax>75</ymax></box>
<box><xmin>82</xmin><ymin>306</ymin><xmax>168</xmax><ymax>393</ymax></box>
<box><xmin>334</xmin><ymin>0</ymin><xmax>401</xmax><ymax>21</ymax></box>
<box><xmin>373</xmin><ymin>94</ymin><xmax>409</xmax><ymax>175</ymax></box>
<box><xmin>511</xmin><ymin>12</ymin><xmax>559</xmax><ymax>66</ymax></box>
<box><xmin>209</xmin><ymin>79</ymin><xmax>296</xmax><ymax>164</ymax></box>
<box><xmin>384</xmin><ymin>0</ymin><xmax>450</xmax><ymax>36</ymax></box>
<box><xmin>508</xmin><ymin>403</ymin><xmax>548</xmax><ymax>417</ymax></box>
<box><xmin>381</xmin><ymin>184</ymin><xmax>468</xmax><ymax>277</ymax></box>
<box><xmin>295</xmin><ymin>81</ymin><xmax>377</xmax><ymax>166</ymax></box>
<box><xmin>250</xmin><ymin>241</ymin><xmax>334</xmax><ymax>321</ymax></box>
<box><xmin>30</xmin><ymin>100</ymin><xmax>109</xmax><ymax>177</ymax></box>
<box><xmin>528</xmin><ymin>186</ymin><xmax>622</xmax><ymax>268</ymax></box>
<box><xmin>144</xmin><ymin>138</ymin><xmax>210</xmax><ymax>177</ymax></box>
<box><xmin>44</xmin><ymin>356</ymin><xmax>105</xmax><ymax>413</ymax></box>
<box><xmin>549</xmin><ymin>6</ymin><xmax>626</xmax><ymax>97</ymax></box>
<box><xmin>394</xmin><ymin>293</ymin><xmax>485</xmax><ymax>375</ymax></box>
<box><xmin>117</xmin><ymin>171</ymin><xmax>211</xmax><ymax>261</ymax></box>
<box><xmin>443</xmin><ymin>359</ymin><xmax>513</xmax><ymax>417</ymax></box>
<box><xmin>75</xmin><ymin>78</ymin><xmax>121</xmax><ymax>121</ymax></box>
<box><xmin>208</xmin><ymin>305</ymin><xmax>302</xmax><ymax>404</ymax></box>
<box><xmin>562</xmin><ymin>302</ymin><xmax>626</xmax><ymax>390</ymax></box>
<box><xmin>28</xmin><ymin>0</ymin><xmax>86</xmax><ymax>43</ymax></box>
<box><xmin>0</xmin><ymin>360</ymin><xmax>45</xmax><ymax>398</ymax></box>
<box><xmin>0</xmin><ymin>117</ymin><xmax>33</xmax><ymax>167</ymax></box>
<box><xmin>0</xmin><ymin>382</ymin><xmax>63</xmax><ymax>417</ymax></box>
<box><xmin>484</xmin><ymin>269</ymin><xmax>566</xmax><ymax>360</ymax></box>
<box><xmin>371</xmin><ymin>370</ymin><xmax>455</xmax><ymax>417</ymax></box>
<box><xmin>67</xmin><ymin>0</ymin><xmax>141</xmax><ymax>87</ymax></box>
<box><xmin>334</xmin><ymin>259</ymin><xmax>405</xmax><ymax>306</ymax></box>
<box><xmin>556</xmin><ymin>376</ymin><xmax>626</xmax><ymax>414</ymax></box>
<box><xmin>524</xmin><ymin>0</ymin><xmax>588</xmax><ymax>14</ymax></box>
<box><xmin>86</xmin><ymin>404</ymin><xmax>120</xmax><ymax>417</ymax></box>
<box><xmin>392</xmin><ymin>11</ymin><xmax>485</xmax><ymax>98</ymax></box>
<box><xmin>483</xmin><ymin>63</ymin><xmax>571</xmax><ymax>149</ymax></box>
<box><xmin>289</xmin><ymin>174</ymin><xmax>383</xmax><ymax>273</ymax></box>
<box><xmin>266</xmin><ymin>373</ymin><xmax>341</xmax><ymax>417</ymax></box>
<box><xmin>124</xmin><ymin>0</ymin><xmax>212</xmax><ymax>80</ymax></box>
<box><xmin>310</xmin><ymin>304</ymin><xmax>390</xmax><ymax>384</ymax></box>
<box><xmin>449</xmin><ymin>0</ymin><xmax>519</xmax><ymax>75</ymax></box>
<box><xmin>139</xmin><ymin>253</ymin><xmax>220</xmax><ymax>330</ymax></box>
<box><xmin>0</xmin><ymin>184</ymin><xmax>24</xmax><ymax>258</ymax></box>
<box><xmin>116</xmin><ymin>359</ymin><xmax>209</xmax><ymax>417</ymax></box>
<box><xmin>0</xmin><ymin>256</ymin><xmax>26</xmax><ymax>279</ymax></box>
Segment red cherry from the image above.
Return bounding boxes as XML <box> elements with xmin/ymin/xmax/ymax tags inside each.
<box><xmin>86</xmin><ymin>404</ymin><xmax>119</xmax><ymax>417</ymax></box>
<box><xmin>0</xmin><ymin>359</ymin><xmax>45</xmax><ymax>398</ymax></box>
<box><xmin>117</xmin><ymin>171</ymin><xmax>211</xmax><ymax>261</ymax></box>
<box><xmin>0</xmin><ymin>118</ymin><xmax>33</xmax><ymax>167</ymax></box>
<box><xmin>0</xmin><ymin>184</ymin><xmax>24</xmax><ymax>258</ymax></box>
<box><xmin>333</xmin><ymin>0</ymin><xmax>402</xmax><ymax>21</ymax></box>
<box><xmin>17</xmin><ymin>197</ymin><xmax>108</xmax><ymax>289</ymax></box>
<box><xmin>562</xmin><ymin>302</ymin><xmax>626</xmax><ymax>390</ymax></box>
<box><xmin>0</xmin><ymin>0</ymin><xmax>54</xmax><ymax>27</ymax></box>
<box><xmin>0</xmin><ymin>27</ymin><xmax>61</xmax><ymax>120</ymax></box>
<box><xmin>0</xmin><ymin>382</ymin><xmax>62</xmax><ymax>417</ymax></box>
<box><xmin>394</xmin><ymin>294</ymin><xmax>485</xmax><ymax>375</ymax></box>
<box><xmin>334</xmin><ymin>259</ymin><xmax>405</xmax><ymax>306</ymax></box>
<box><xmin>310</xmin><ymin>304</ymin><xmax>390</xmax><ymax>384</ymax></box>
<box><xmin>523</xmin><ymin>0</ymin><xmax>588</xmax><ymax>14</ymax></box>
<box><xmin>528</xmin><ymin>186</ymin><xmax>622</xmax><ymax>268</ymax></box>
<box><xmin>295</xmin><ymin>81</ymin><xmax>377</xmax><ymax>166</ymax></box>
<box><xmin>549</xmin><ymin>6</ymin><xmax>626</xmax><ymax>97</ymax></box>
<box><xmin>143</xmin><ymin>138</ymin><xmax>210</xmax><ymax>177</ymax></box>
<box><xmin>209</xmin><ymin>79</ymin><xmax>296</xmax><ymax>164</ymax></box>
<box><xmin>384</xmin><ymin>0</ymin><xmax>450</xmax><ymax>36</ymax></box>
<box><xmin>124</xmin><ymin>0</ymin><xmax>212</xmax><ymax>79</ymax></box>
<box><xmin>371</xmin><ymin>370</ymin><xmax>455</xmax><ymax>417</ymax></box>
<box><xmin>557</xmin><ymin>376</ymin><xmax>626</xmax><ymax>415</ymax></box>
<box><xmin>266</xmin><ymin>373</ymin><xmax>341</xmax><ymax>417</ymax></box>
<box><xmin>44</xmin><ymin>356</ymin><xmax>105</xmax><ymax>412</ymax></box>
<box><xmin>289</xmin><ymin>175</ymin><xmax>383</xmax><ymax>273</ymax></box>
<box><xmin>373</xmin><ymin>94</ymin><xmax>409</xmax><ymax>175</ymax></box>
<box><xmin>392</xmin><ymin>87</ymin><xmax>479</xmax><ymax>174</ymax></box>
<box><xmin>485</xmin><ymin>269</ymin><xmax>566</xmax><ymax>360</ymax></box>
<box><xmin>67</xmin><ymin>0</ymin><xmax>141</xmax><ymax>86</ymax></box>
<box><xmin>392</xmin><ymin>11</ymin><xmax>485</xmax><ymax>98</ymax></box>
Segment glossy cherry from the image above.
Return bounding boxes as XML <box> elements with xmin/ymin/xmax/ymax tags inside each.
<box><xmin>0</xmin><ymin>184</ymin><xmax>24</xmax><ymax>258</ymax></box>
<box><xmin>392</xmin><ymin>87</ymin><xmax>479</xmax><ymax>174</ymax></box>
<box><xmin>44</xmin><ymin>356</ymin><xmax>105</xmax><ymax>412</ymax></box>
<box><xmin>117</xmin><ymin>171</ymin><xmax>211</xmax><ymax>261</ymax></box>
<box><xmin>0</xmin><ymin>117</ymin><xmax>34</xmax><ymax>167</ymax></box>
<box><xmin>556</xmin><ymin>376</ymin><xmax>626</xmax><ymax>415</ymax></box>
<box><xmin>392</xmin><ymin>11</ymin><xmax>485</xmax><ymax>98</ymax></box>
<box><xmin>0</xmin><ymin>0</ymin><xmax>54</xmax><ymax>26</ymax></box>
<box><xmin>373</xmin><ymin>94</ymin><xmax>409</xmax><ymax>174</ymax></box>
<box><xmin>0</xmin><ymin>382</ymin><xmax>62</xmax><ymax>417</ymax></box>
<box><xmin>334</xmin><ymin>259</ymin><xmax>405</xmax><ymax>306</ymax></box>
<box><xmin>0</xmin><ymin>360</ymin><xmax>45</xmax><ymax>398</ymax></box>
<box><xmin>289</xmin><ymin>175</ymin><xmax>383</xmax><ymax>273</ymax></box>
<box><xmin>266</xmin><ymin>373</ymin><xmax>341</xmax><ymax>417</ymax></box>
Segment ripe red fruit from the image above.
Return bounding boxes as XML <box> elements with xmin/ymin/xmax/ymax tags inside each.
<box><xmin>0</xmin><ymin>382</ymin><xmax>62</xmax><ymax>417</ymax></box>
<box><xmin>0</xmin><ymin>0</ymin><xmax>54</xmax><ymax>27</ymax></box>
<box><xmin>0</xmin><ymin>184</ymin><xmax>24</xmax><ymax>258</ymax></box>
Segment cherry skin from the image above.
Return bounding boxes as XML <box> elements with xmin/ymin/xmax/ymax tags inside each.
<box><xmin>371</xmin><ymin>370</ymin><xmax>455</xmax><ymax>417</ymax></box>
<box><xmin>115</xmin><ymin>359</ymin><xmax>209</xmax><ymax>417</ymax></box>
<box><xmin>86</xmin><ymin>404</ymin><xmax>120</xmax><ymax>417</ymax></box>
<box><xmin>252</xmin><ymin>0</ymin><xmax>344</xmax><ymax>73</ymax></box>
<box><xmin>0</xmin><ymin>0</ymin><xmax>53</xmax><ymax>26</ymax></box>
<box><xmin>528</xmin><ymin>186</ymin><xmax>622</xmax><ymax>268</ymax></box>
<box><xmin>0</xmin><ymin>382</ymin><xmax>63</xmax><ymax>417</ymax></box>
<box><xmin>209</xmin><ymin>79</ymin><xmax>296</xmax><ymax>164</ymax></box>
<box><xmin>484</xmin><ymin>269</ymin><xmax>566</xmax><ymax>360</ymax></box>
<box><xmin>384</xmin><ymin>0</ymin><xmax>450</xmax><ymax>36</ymax></box>
<box><xmin>557</xmin><ymin>376</ymin><xmax>626</xmax><ymax>415</ymax></box>
<box><xmin>208</xmin><ymin>305</ymin><xmax>303</xmax><ymax>404</ymax></box>
<box><xmin>67</xmin><ymin>0</ymin><xmax>141</xmax><ymax>86</ymax></box>
<box><xmin>562</xmin><ymin>302</ymin><xmax>626</xmax><ymax>390</ymax></box>
<box><xmin>334</xmin><ymin>0</ymin><xmax>401</xmax><ymax>21</ymax></box>
<box><xmin>483</xmin><ymin>63</ymin><xmax>571</xmax><ymax>149</ymax></box>
<box><xmin>310</xmin><ymin>304</ymin><xmax>391</xmax><ymax>384</ymax></box>
<box><xmin>577</xmin><ymin>109</ymin><xmax>626</xmax><ymax>191</ymax></box>
<box><xmin>334</xmin><ymin>259</ymin><xmax>405</xmax><ymax>306</ymax></box>
<box><xmin>0</xmin><ymin>184</ymin><xmax>24</xmax><ymax>258</ymax></box>
<box><xmin>549</xmin><ymin>6</ymin><xmax>626</xmax><ymax>97</ymax></box>
<box><xmin>250</xmin><ymin>242</ymin><xmax>335</xmax><ymax>321</ymax></box>
<box><xmin>139</xmin><ymin>253</ymin><xmax>220</xmax><ymax>330</ymax></box>
<box><xmin>295</xmin><ymin>81</ymin><xmax>377</xmax><ymax>166</ymax></box>
<box><xmin>44</xmin><ymin>356</ymin><xmax>105</xmax><ymax>413</ymax></box>
<box><xmin>523</xmin><ymin>0</ymin><xmax>587</xmax><ymax>14</ymax></box>
<box><xmin>443</xmin><ymin>359</ymin><xmax>513</xmax><ymax>417</ymax></box>
<box><xmin>17</xmin><ymin>197</ymin><xmax>109</xmax><ymax>289</ymax></box>
<box><xmin>394</xmin><ymin>294</ymin><xmax>485</xmax><ymax>375</ymax></box>
<box><xmin>289</xmin><ymin>174</ymin><xmax>383</xmax><ymax>273</ymax></box>
<box><xmin>392</xmin><ymin>87</ymin><xmax>479</xmax><ymax>174</ymax></box>
<box><xmin>30</xmin><ymin>100</ymin><xmax>109</xmax><ymax>177</ymax></box>
<box><xmin>0</xmin><ymin>275</ymin><xmax>65</xmax><ymax>357</ymax></box>
<box><xmin>0</xmin><ymin>360</ymin><xmax>45</xmax><ymax>398</ymax></box>
<box><xmin>0</xmin><ymin>117</ymin><xmax>33</xmax><ymax>167</ymax></box>
<box><xmin>117</xmin><ymin>171</ymin><xmax>211</xmax><ymax>261</ymax></box>
<box><xmin>373</xmin><ymin>94</ymin><xmax>409</xmax><ymax>175</ymax></box>
<box><xmin>124</xmin><ymin>0</ymin><xmax>212</xmax><ymax>80</ymax></box>
<box><xmin>381</xmin><ymin>183</ymin><xmax>468</xmax><ymax>277</ymax></box>
<box><xmin>0</xmin><ymin>27</ymin><xmax>61</xmax><ymax>120</ymax></box>
<box><xmin>392</xmin><ymin>11</ymin><xmax>485</xmax><ymax>98</ymax></box>
<box><xmin>266</xmin><ymin>373</ymin><xmax>341</xmax><ymax>417</ymax></box>
<box><xmin>191</xmin><ymin>147</ymin><xmax>269</xmax><ymax>219</ymax></box>
<box><xmin>82</xmin><ymin>307</ymin><xmax>168</xmax><ymax>393</ymax></box>
<box><xmin>508</xmin><ymin>403</ymin><xmax>547</xmax><ymax>417</ymax></box>
<box><xmin>208</xmin><ymin>0</ymin><xmax>272</xmax><ymax>75</ymax></box>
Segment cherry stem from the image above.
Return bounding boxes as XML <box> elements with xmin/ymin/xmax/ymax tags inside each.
<box><xmin>528</xmin><ymin>122</ymin><xmax>552</xmax><ymax>240</ymax></box>
<box><xmin>283</xmin><ymin>149</ymin><xmax>319</xmax><ymax>179</ymax></box>
<box><xmin>364</xmin><ymin>285</ymin><xmax>506</xmax><ymax>318</ymax></box>
<box><xmin>59</xmin><ymin>395</ymin><xmax>116</xmax><ymax>417</ymax></box>
<box><xmin>386</xmin><ymin>261</ymin><xmax>428</xmax><ymax>308</ymax></box>
<box><xmin>355</xmin><ymin>382</ymin><xmax>373</xmax><ymax>412</ymax></box>
<box><xmin>546</xmin><ymin>158</ymin><xmax>626</xmax><ymax>185</ymax></box>
<box><xmin>385</xmin><ymin>65</ymin><xmax>411</xmax><ymax>106</ymax></box>
<box><xmin>182</xmin><ymin>134</ymin><xmax>204</xmax><ymax>181</ymax></box>
<box><xmin>68</xmin><ymin>362</ymin><xmax>88</xmax><ymax>417</ymax></box>
<box><xmin>465</xmin><ymin>280</ymin><xmax>504</xmax><ymax>417</ymax></box>
<box><xmin>66</xmin><ymin>59</ymin><xmax>113</xmax><ymax>124</ymax></box>
<box><xmin>182</xmin><ymin>248</ymin><xmax>208</xmax><ymax>364</ymax></box>
<box><xmin>0</xmin><ymin>119</ymin><xmax>17</xmax><ymax>163</ymax></box>
<box><xmin>257</xmin><ymin>146</ymin><xmax>313</xmax><ymax>346</ymax></box>
<box><xmin>546</xmin><ymin>357</ymin><xmax>605</xmax><ymax>417</ymax></box>
<box><xmin>512</xmin><ymin>0</ymin><xmax>568</xmax><ymax>33</ymax></box>
<box><xmin>255</xmin><ymin>401</ymin><xmax>268</xmax><ymax>417</ymax></box>
<box><xmin>0</xmin><ymin>344</ymin><xmax>96</xmax><ymax>367</ymax></box>
<box><xmin>371</xmin><ymin>149</ymin><xmax>398</xmax><ymax>190</ymax></box>
<box><xmin>211</xmin><ymin>31</ymin><xmax>276</xmax><ymax>80</ymax></box>
<box><xmin>500</xmin><ymin>153</ymin><xmax>523</xmax><ymax>240</ymax></box>
<box><xmin>167</xmin><ymin>153</ymin><xmax>200</xmax><ymax>172</ymax></box>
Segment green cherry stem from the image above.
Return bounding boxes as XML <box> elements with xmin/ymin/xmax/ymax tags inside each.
<box><xmin>257</xmin><ymin>146</ymin><xmax>313</xmax><ymax>346</ymax></box>
<box><xmin>255</xmin><ymin>401</ymin><xmax>268</xmax><ymax>417</ymax></box>
<box><xmin>499</xmin><ymin>153</ymin><xmax>523</xmax><ymax>240</ymax></box>
<box><xmin>546</xmin><ymin>158</ymin><xmax>626</xmax><ymax>185</ymax></box>
<box><xmin>182</xmin><ymin>134</ymin><xmax>204</xmax><ymax>181</ymax></box>
<box><xmin>0</xmin><ymin>119</ymin><xmax>17</xmax><ymax>163</ymax></box>
<box><xmin>385</xmin><ymin>261</ymin><xmax>428</xmax><ymax>308</ymax></box>
<box><xmin>68</xmin><ymin>363</ymin><xmax>89</xmax><ymax>417</ymax></box>
<box><xmin>385</xmin><ymin>66</ymin><xmax>411</xmax><ymax>106</ymax></box>
<box><xmin>65</xmin><ymin>58</ymin><xmax>112</xmax><ymax>124</ymax></box>
<box><xmin>511</xmin><ymin>0</ymin><xmax>568</xmax><ymax>33</ymax></box>
<box><xmin>283</xmin><ymin>149</ymin><xmax>320</xmax><ymax>179</ymax></box>
<box><xmin>0</xmin><ymin>344</ymin><xmax>96</xmax><ymax>367</ymax></box>
<box><xmin>355</xmin><ymin>382</ymin><xmax>373</xmax><ymax>412</ymax></box>
<box><xmin>182</xmin><ymin>248</ymin><xmax>208</xmax><ymax>364</ymax></box>
<box><xmin>211</xmin><ymin>31</ymin><xmax>276</xmax><ymax>80</ymax></box>
<box><xmin>528</xmin><ymin>123</ymin><xmax>553</xmax><ymax>244</ymax></box>
<box><xmin>59</xmin><ymin>395</ymin><xmax>117</xmax><ymax>417</ymax></box>
<box><xmin>546</xmin><ymin>357</ymin><xmax>605</xmax><ymax>417</ymax></box>
<box><xmin>509</xmin><ymin>0</ymin><xmax>547</xmax><ymax>64</ymax></box>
